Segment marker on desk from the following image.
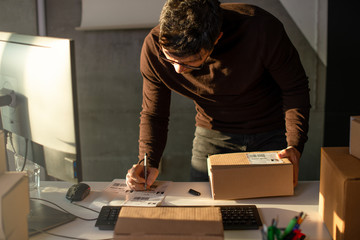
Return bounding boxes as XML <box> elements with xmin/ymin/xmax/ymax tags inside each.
<box><xmin>188</xmin><ymin>188</ymin><xmax>201</xmax><ymax>196</ymax></box>
<box><xmin>144</xmin><ymin>153</ymin><xmax>148</xmax><ymax>190</ymax></box>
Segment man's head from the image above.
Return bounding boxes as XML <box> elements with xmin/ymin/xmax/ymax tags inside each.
<box><xmin>159</xmin><ymin>0</ymin><xmax>223</xmax><ymax>58</ymax></box>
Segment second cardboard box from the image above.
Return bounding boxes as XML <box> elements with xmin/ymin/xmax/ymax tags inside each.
<box><xmin>207</xmin><ymin>151</ymin><xmax>293</xmax><ymax>200</ymax></box>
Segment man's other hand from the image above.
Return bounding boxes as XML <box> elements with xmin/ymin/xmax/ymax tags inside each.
<box><xmin>277</xmin><ymin>146</ymin><xmax>301</xmax><ymax>187</ymax></box>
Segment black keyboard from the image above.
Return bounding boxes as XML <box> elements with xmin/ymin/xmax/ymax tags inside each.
<box><xmin>220</xmin><ymin>205</ymin><xmax>262</xmax><ymax>230</ymax></box>
<box><xmin>95</xmin><ymin>206</ymin><xmax>122</xmax><ymax>230</ymax></box>
<box><xmin>95</xmin><ymin>205</ymin><xmax>262</xmax><ymax>230</ymax></box>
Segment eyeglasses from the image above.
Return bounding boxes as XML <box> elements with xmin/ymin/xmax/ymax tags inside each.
<box><xmin>158</xmin><ymin>49</ymin><xmax>204</xmax><ymax>70</ymax></box>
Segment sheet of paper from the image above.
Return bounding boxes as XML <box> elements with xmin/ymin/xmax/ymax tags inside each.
<box><xmin>247</xmin><ymin>152</ymin><xmax>284</xmax><ymax>164</ymax></box>
<box><xmin>90</xmin><ymin>179</ymin><xmax>171</xmax><ymax>209</ymax></box>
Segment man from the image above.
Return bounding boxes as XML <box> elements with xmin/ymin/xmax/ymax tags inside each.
<box><xmin>126</xmin><ymin>0</ymin><xmax>310</xmax><ymax>190</ymax></box>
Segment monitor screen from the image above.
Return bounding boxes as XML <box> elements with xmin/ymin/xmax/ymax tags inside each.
<box><xmin>0</xmin><ymin>31</ymin><xmax>82</xmax><ymax>183</ymax></box>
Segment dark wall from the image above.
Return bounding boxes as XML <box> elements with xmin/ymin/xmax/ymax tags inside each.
<box><xmin>324</xmin><ymin>1</ymin><xmax>360</xmax><ymax>146</ymax></box>
<box><xmin>0</xmin><ymin>0</ymin><xmax>37</xmax><ymax>34</ymax></box>
<box><xmin>44</xmin><ymin>0</ymin><xmax>196</xmax><ymax>181</ymax></box>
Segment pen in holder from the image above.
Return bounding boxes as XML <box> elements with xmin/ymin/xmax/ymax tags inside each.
<box><xmin>262</xmin><ymin>212</ymin><xmax>306</xmax><ymax>240</ymax></box>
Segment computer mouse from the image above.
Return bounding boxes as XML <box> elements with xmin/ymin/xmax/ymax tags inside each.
<box><xmin>66</xmin><ymin>183</ymin><xmax>91</xmax><ymax>202</ymax></box>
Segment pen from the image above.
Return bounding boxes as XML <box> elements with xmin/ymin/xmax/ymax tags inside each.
<box><xmin>144</xmin><ymin>153</ymin><xmax>147</xmax><ymax>190</ymax></box>
<box><xmin>293</xmin><ymin>212</ymin><xmax>305</xmax><ymax>230</ymax></box>
<box><xmin>272</xmin><ymin>218</ymin><xmax>281</xmax><ymax>240</ymax></box>
<box><xmin>267</xmin><ymin>226</ymin><xmax>274</xmax><ymax>240</ymax></box>
<box><xmin>267</xmin><ymin>218</ymin><xmax>281</xmax><ymax>240</ymax></box>
<box><xmin>281</xmin><ymin>216</ymin><xmax>298</xmax><ymax>239</ymax></box>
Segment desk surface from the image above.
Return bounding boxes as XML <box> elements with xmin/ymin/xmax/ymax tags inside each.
<box><xmin>29</xmin><ymin>181</ymin><xmax>331</xmax><ymax>240</ymax></box>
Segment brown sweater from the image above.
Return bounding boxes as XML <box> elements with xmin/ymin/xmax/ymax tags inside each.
<box><xmin>139</xmin><ymin>3</ymin><xmax>310</xmax><ymax>168</ymax></box>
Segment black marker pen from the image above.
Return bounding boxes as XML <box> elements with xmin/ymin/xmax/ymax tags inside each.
<box><xmin>188</xmin><ymin>188</ymin><xmax>201</xmax><ymax>196</ymax></box>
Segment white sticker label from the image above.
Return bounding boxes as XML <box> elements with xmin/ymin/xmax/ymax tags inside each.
<box><xmin>247</xmin><ymin>153</ymin><xmax>283</xmax><ymax>164</ymax></box>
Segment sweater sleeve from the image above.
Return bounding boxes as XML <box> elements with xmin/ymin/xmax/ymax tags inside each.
<box><xmin>138</xmin><ymin>34</ymin><xmax>171</xmax><ymax>168</ymax></box>
<box><xmin>260</xmin><ymin>16</ymin><xmax>311</xmax><ymax>153</ymax></box>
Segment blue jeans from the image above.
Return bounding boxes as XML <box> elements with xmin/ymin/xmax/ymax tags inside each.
<box><xmin>190</xmin><ymin>127</ymin><xmax>287</xmax><ymax>181</ymax></box>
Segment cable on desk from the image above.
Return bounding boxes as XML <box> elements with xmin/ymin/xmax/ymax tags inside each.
<box><xmin>72</xmin><ymin>201</ymin><xmax>100</xmax><ymax>214</ymax></box>
<box><xmin>30</xmin><ymin>197</ymin><xmax>98</xmax><ymax>221</ymax></box>
<box><xmin>30</xmin><ymin>198</ymin><xmax>115</xmax><ymax>240</ymax></box>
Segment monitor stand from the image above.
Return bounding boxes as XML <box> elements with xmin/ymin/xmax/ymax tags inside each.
<box><xmin>28</xmin><ymin>200</ymin><xmax>76</xmax><ymax>236</ymax></box>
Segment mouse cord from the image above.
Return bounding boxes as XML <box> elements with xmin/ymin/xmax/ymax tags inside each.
<box><xmin>29</xmin><ymin>198</ymin><xmax>114</xmax><ymax>240</ymax></box>
<box><xmin>30</xmin><ymin>197</ymin><xmax>98</xmax><ymax>221</ymax></box>
<box><xmin>72</xmin><ymin>201</ymin><xmax>100</xmax><ymax>213</ymax></box>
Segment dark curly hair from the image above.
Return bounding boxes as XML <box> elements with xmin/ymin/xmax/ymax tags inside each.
<box><xmin>159</xmin><ymin>0</ymin><xmax>223</xmax><ymax>57</ymax></box>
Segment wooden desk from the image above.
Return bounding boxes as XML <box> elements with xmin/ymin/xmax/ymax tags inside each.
<box><xmin>29</xmin><ymin>181</ymin><xmax>331</xmax><ymax>240</ymax></box>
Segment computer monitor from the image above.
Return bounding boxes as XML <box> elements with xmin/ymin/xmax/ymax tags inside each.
<box><xmin>0</xmin><ymin>31</ymin><xmax>82</xmax><ymax>183</ymax></box>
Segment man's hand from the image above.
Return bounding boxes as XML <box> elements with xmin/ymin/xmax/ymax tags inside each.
<box><xmin>277</xmin><ymin>146</ymin><xmax>301</xmax><ymax>187</ymax></box>
<box><xmin>126</xmin><ymin>164</ymin><xmax>159</xmax><ymax>190</ymax></box>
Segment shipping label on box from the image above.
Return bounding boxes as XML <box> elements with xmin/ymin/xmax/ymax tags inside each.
<box><xmin>319</xmin><ymin>147</ymin><xmax>360</xmax><ymax>240</ymax></box>
<box><xmin>350</xmin><ymin>116</ymin><xmax>360</xmax><ymax>159</ymax></box>
<box><xmin>207</xmin><ymin>151</ymin><xmax>293</xmax><ymax>200</ymax></box>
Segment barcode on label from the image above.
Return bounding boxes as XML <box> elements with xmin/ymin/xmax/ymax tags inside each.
<box><xmin>112</xmin><ymin>183</ymin><xmax>127</xmax><ymax>187</ymax></box>
<box><xmin>132</xmin><ymin>197</ymin><xmax>150</xmax><ymax>201</ymax></box>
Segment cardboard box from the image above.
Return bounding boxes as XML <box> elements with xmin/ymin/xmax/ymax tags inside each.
<box><xmin>113</xmin><ymin>206</ymin><xmax>224</xmax><ymax>240</ymax></box>
<box><xmin>350</xmin><ymin>116</ymin><xmax>360</xmax><ymax>159</ymax></box>
<box><xmin>207</xmin><ymin>151</ymin><xmax>293</xmax><ymax>200</ymax></box>
<box><xmin>319</xmin><ymin>147</ymin><xmax>360</xmax><ymax>240</ymax></box>
<box><xmin>0</xmin><ymin>172</ymin><xmax>30</xmax><ymax>240</ymax></box>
